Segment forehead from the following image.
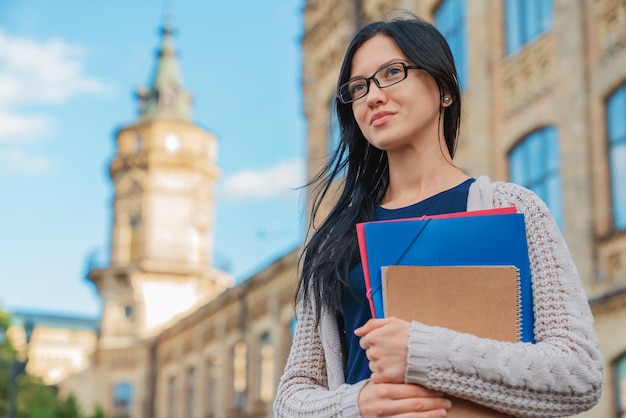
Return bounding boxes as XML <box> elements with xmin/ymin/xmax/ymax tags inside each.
<box><xmin>350</xmin><ymin>35</ymin><xmax>409</xmax><ymax>77</ymax></box>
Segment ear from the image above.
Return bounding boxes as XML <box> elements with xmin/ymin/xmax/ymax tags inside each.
<box><xmin>441</xmin><ymin>89</ymin><xmax>454</xmax><ymax>107</ymax></box>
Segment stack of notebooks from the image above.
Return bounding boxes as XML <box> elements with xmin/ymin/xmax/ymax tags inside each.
<box><xmin>356</xmin><ymin>207</ymin><xmax>534</xmax><ymax>417</ymax></box>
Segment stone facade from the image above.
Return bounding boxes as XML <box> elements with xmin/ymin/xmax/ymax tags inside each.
<box><xmin>152</xmin><ymin>250</ymin><xmax>297</xmax><ymax>418</ymax></box>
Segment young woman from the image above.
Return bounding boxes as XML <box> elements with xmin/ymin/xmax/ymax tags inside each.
<box><xmin>274</xmin><ymin>15</ymin><xmax>603</xmax><ymax>418</ymax></box>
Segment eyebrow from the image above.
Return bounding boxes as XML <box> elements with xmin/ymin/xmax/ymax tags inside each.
<box><xmin>348</xmin><ymin>59</ymin><xmax>409</xmax><ymax>81</ymax></box>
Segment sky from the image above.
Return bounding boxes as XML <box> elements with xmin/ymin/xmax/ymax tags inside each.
<box><xmin>0</xmin><ymin>0</ymin><xmax>308</xmax><ymax>318</ymax></box>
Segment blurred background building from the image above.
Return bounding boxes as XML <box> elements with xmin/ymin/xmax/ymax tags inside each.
<box><xmin>3</xmin><ymin>0</ymin><xmax>626</xmax><ymax>416</ymax></box>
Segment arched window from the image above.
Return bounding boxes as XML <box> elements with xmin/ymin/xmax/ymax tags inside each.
<box><xmin>135</xmin><ymin>132</ymin><xmax>143</xmax><ymax>154</ymax></box>
<box><xmin>232</xmin><ymin>341</ymin><xmax>247</xmax><ymax>408</ymax></box>
<box><xmin>328</xmin><ymin>99</ymin><xmax>340</xmax><ymax>157</ymax></box>
<box><xmin>185</xmin><ymin>367</ymin><xmax>195</xmax><ymax>418</ymax></box>
<box><xmin>505</xmin><ymin>0</ymin><xmax>553</xmax><ymax>55</ymax></box>
<box><xmin>167</xmin><ymin>376</ymin><xmax>176</xmax><ymax>418</ymax></box>
<box><xmin>607</xmin><ymin>85</ymin><xmax>626</xmax><ymax>230</ymax></box>
<box><xmin>129</xmin><ymin>216</ymin><xmax>142</xmax><ymax>263</ymax></box>
<box><xmin>509</xmin><ymin>126</ymin><xmax>563</xmax><ymax>229</ymax></box>
<box><xmin>204</xmin><ymin>354</ymin><xmax>219</xmax><ymax>417</ymax></box>
<box><xmin>113</xmin><ymin>381</ymin><xmax>133</xmax><ymax>418</ymax></box>
<box><xmin>290</xmin><ymin>317</ymin><xmax>297</xmax><ymax>339</ymax></box>
<box><xmin>435</xmin><ymin>0</ymin><xmax>468</xmax><ymax>89</ymax></box>
<box><xmin>259</xmin><ymin>332</ymin><xmax>274</xmax><ymax>402</ymax></box>
<box><xmin>615</xmin><ymin>353</ymin><xmax>626</xmax><ymax>417</ymax></box>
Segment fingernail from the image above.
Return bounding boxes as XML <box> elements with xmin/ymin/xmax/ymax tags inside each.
<box><xmin>443</xmin><ymin>399</ymin><xmax>452</xmax><ymax>409</ymax></box>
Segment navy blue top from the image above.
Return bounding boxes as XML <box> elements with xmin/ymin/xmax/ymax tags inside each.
<box><xmin>341</xmin><ymin>178</ymin><xmax>475</xmax><ymax>384</ymax></box>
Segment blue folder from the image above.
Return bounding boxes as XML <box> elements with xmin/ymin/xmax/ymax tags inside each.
<box><xmin>362</xmin><ymin>213</ymin><xmax>535</xmax><ymax>343</ymax></box>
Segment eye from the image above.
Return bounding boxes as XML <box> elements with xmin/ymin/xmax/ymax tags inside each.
<box><xmin>349</xmin><ymin>80</ymin><xmax>368</xmax><ymax>95</ymax></box>
<box><xmin>383</xmin><ymin>64</ymin><xmax>404</xmax><ymax>78</ymax></box>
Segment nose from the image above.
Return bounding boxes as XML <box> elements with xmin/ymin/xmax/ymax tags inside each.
<box><xmin>365</xmin><ymin>79</ymin><xmax>387</xmax><ymax>106</ymax></box>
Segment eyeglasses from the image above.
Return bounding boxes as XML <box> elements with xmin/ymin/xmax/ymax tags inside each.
<box><xmin>337</xmin><ymin>62</ymin><xmax>422</xmax><ymax>104</ymax></box>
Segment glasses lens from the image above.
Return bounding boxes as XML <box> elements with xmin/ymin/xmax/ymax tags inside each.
<box><xmin>348</xmin><ymin>80</ymin><xmax>368</xmax><ymax>101</ymax></box>
<box><xmin>339</xmin><ymin>79</ymin><xmax>367</xmax><ymax>103</ymax></box>
<box><xmin>376</xmin><ymin>63</ymin><xmax>407</xmax><ymax>88</ymax></box>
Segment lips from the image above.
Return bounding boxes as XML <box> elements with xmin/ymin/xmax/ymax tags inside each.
<box><xmin>370</xmin><ymin>111</ymin><xmax>394</xmax><ymax>127</ymax></box>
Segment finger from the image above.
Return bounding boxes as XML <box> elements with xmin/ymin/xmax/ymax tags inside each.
<box><xmin>375</xmin><ymin>383</ymin><xmax>445</xmax><ymax>400</ymax></box>
<box><xmin>378</xmin><ymin>396</ymin><xmax>452</xmax><ymax>416</ymax></box>
<box><xmin>388</xmin><ymin>384</ymin><xmax>446</xmax><ymax>399</ymax></box>
<box><xmin>388</xmin><ymin>411</ymin><xmax>448</xmax><ymax>418</ymax></box>
<box><xmin>354</xmin><ymin>318</ymin><xmax>390</xmax><ymax>336</ymax></box>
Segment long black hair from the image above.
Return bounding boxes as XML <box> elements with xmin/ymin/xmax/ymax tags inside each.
<box><xmin>296</xmin><ymin>14</ymin><xmax>462</xmax><ymax>322</ymax></box>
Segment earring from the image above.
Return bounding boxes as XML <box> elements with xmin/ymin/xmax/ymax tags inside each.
<box><xmin>443</xmin><ymin>97</ymin><xmax>451</xmax><ymax>104</ymax></box>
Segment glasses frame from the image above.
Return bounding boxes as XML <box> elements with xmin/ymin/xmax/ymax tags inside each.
<box><xmin>337</xmin><ymin>61</ymin><xmax>422</xmax><ymax>104</ymax></box>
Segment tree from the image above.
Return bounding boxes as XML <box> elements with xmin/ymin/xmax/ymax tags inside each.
<box><xmin>0</xmin><ymin>310</ymin><xmax>105</xmax><ymax>418</ymax></box>
<box><xmin>88</xmin><ymin>405</ymin><xmax>107</xmax><ymax>418</ymax></box>
<box><xmin>54</xmin><ymin>393</ymin><xmax>84</xmax><ymax>418</ymax></box>
<box><xmin>0</xmin><ymin>309</ymin><xmax>18</xmax><ymax>417</ymax></box>
<box><xmin>18</xmin><ymin>376</ymin><xmax>58</xmax><ymax>418</ymax></box>
<box><xmin>0</xmin><ymin>309</ymin><xmax>97</xmax><ymax>418</ymax></box>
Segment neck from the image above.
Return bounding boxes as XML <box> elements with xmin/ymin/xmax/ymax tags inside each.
<box><xmin>380</xmin><ymin>138</ymin><xmax>469</xmax><ymax>209</ymax></box>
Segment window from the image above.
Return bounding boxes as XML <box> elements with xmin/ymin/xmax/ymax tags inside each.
<box><xmin>204</xmin><ymin>355</ymin><xmax>219</xmax><ymax>417</ymax></box>
<box><xmin>290</xmin><ymin>317</ymin><xmax>297</xmax><ymax>339</ymax></box>
<box><xmin>124</xmin><ymin>306</ymin><xmax>134</xmax><ymax>320</ymax></box>
<box><xmin>167</xmin><ymin>376</ymin><xmax>176</xmax><ymax>418</ymax></box>
<box><xmin>259</xmin><ymin>332</ymin><xmax>274</xmax><ymax>402</ymax></box>
<box><xmin>435</xmin><ymin>0</ymin><xmax>468</xmax><ymax>89</ymax></box>
<box><xmin>129</xmin><ymin>217</ymin><xmax>142</xmax><ymax>263</ymax></box>
<box><xmin>607</xmin><ymin>85</ymin><xmax>626</xmax><ymax>230</ymax></box>
<box><xmin>327</xmin><ymin>98</ymin><xmax>345</xmax><ymax>178</ymax></box>
<box><xmin>135</xmin><ymin>133</ymin><xmax>143</xmax><ymax>154</ymax></box>
<box><xmin>185</xmin><ymin>367</ymin><xmax>195</xmax><ymax>418</ymax></box>
<box><xmin>328</xmin><ymin>99</ymin><xmax>340</xmax><ymax>157</ymax></box>
<box><xmin>113</xmin><ymin>382</ymin><xmax>133</xmax><ymax>418</ymax></box>
<box><xmin>232</xmin><ymin>341</ymin><xmax>247</xmax><ymax>408</ymax></box>
<box><xmin>505</xmin><ymin>0</ymin><xmax>553</xmax><ymax>54</ymax></box>
<box><xmin>509</xmin><ymin>127</ymin><xmax>563</xmax><ymax>229</ymax></box>
<box><xmin>616</xmin><ymin>353</ymin><xmax>626</xmax><ymax>417</ymax></box>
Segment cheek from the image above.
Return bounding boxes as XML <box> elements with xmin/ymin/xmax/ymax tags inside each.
<box><xmin>352</xmin><ymin>106</ymin><xmax>368</xmax><ymax>134</ymax></box>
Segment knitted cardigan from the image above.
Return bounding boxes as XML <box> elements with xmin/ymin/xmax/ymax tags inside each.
<box><xmin>274</xmin><ymin>176</ymin><xmax>603</xmax><ymax>417</ymax></box>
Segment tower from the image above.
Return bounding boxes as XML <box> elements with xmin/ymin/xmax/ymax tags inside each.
<box><xmin>88</xmin><ymin>20</ymin><xmax>232</xmax><ymax>345</ymax></box>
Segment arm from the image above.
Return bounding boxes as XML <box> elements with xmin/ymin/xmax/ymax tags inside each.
<box><xmin>402</xmin><ymin>184</ymin><xmax>603</xmax><ymax>417</ymax></box>
<box><xmin>275</xmin><ymin>296</ymin><xmax>453</xmax><ymax>417</ymax></box>
<box><xmin>273</xmin><ymin>299</ymin><xmax>365</xmax><ymax>417</ymax></box>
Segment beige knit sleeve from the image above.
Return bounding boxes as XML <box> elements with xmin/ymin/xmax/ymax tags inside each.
<box><xmin>404</xmin><ymin>182</ymin><xmax>603</xmax><ymax>417</ymax></box>
<box><xmin>273</xmin><ymin>298</ymin><xmax>365</xmax><ymax>417</ymax></box>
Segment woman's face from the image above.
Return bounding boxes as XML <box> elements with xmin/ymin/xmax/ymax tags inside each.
<box><xmin>349</xmin><ymin>35</ymin><xmax>446</xmax><ymax>152</ymax></box>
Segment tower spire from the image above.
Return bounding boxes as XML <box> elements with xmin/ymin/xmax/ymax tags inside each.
<box><xmin>136</xmin><ymin>11</ymin><xmax>193</xmax><ymax>121</ymax></box>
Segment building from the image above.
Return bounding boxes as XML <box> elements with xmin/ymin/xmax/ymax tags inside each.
<box><xmin>55</xmin><ymin>17</ymin><xmax>298</xmax><ymax>418</ymax></box>
<box><xmin>302</xmin><ymin>0</ymin><xmax>626</xmax><ymax>416</ymax></box>
<box><xmin>5</xmin><ymin>311</ymin><xmax>98</xmax><ymax>386</ymax></box>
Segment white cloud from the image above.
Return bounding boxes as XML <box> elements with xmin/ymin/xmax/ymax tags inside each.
<box><xmin>0</xmin><ymin>29</ymin><xmax>108</xmax><ymax>145</ymax></box>
<box><xmin>0</xmin><ymin>149</ymin><xmax>53</xmax><ymax>175</ymax></box>
<box><xmin>220</xmin><ymin>160</ymin><xmax>306</xmax><ymax>201</ymax></box>
<box><xmin>0</xmin><ymin>30</ymin><xmax>106</xmax><ymax>107</ymax></box>
<box><xmin>0</xmin><ymin>111</ymin><xmax>51</xmax><ymax>142</ymax></box>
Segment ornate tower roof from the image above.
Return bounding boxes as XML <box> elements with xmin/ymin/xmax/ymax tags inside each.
<box><xmin>136</xmin><ymin>16</ymin><xmax>193</xmax><ymax>121</ymax></box>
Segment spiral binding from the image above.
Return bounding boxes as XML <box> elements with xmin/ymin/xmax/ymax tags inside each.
<box><xmin>514</xmin><ymin>267</ymin><xmax>522</xmax><ymax>341</ymax></box>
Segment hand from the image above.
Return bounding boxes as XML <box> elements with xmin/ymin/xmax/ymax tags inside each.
<box><xmin>355</xmin><ymin>317</ymin><xmax>411</xmax><ymax>384</ymax></box>
<box><xmin>358</xmin><ymin>380</ymin><xmax>452</xmax><ymax>417</ymax></box>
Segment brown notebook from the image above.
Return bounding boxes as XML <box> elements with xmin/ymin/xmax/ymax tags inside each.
<box><xmin>382</xmin><ymin>265</ymin><xmax>520</xmax><ymax>417</ymax></box>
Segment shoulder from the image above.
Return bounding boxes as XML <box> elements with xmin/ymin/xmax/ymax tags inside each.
<box><xmin>469</xmin><ymin>175</ymin><xmax>549</xmax><ymax>215</ymax></box>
